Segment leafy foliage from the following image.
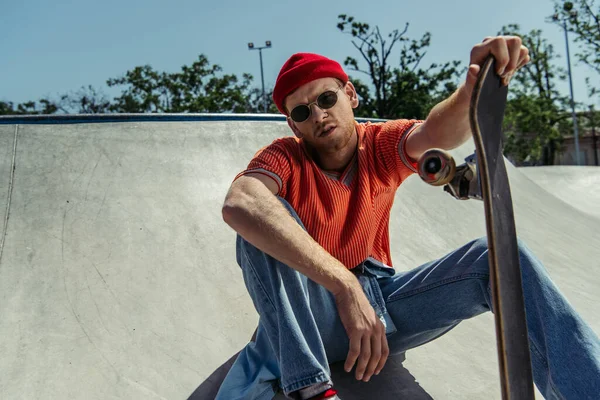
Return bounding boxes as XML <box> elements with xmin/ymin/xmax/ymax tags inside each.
<box><xmin>337</xmin><ymin>14</ymin><xmax>462</xmax><ymax>119</ymax></box>
<box><xmin>0</xmin><ymin>55</ymin><xmax>268</xmax><ymax>116</ymax></box>
<box><xmin>106</xmin><ymin>55</ymin><xmax>254</xmax><ymax>113</ymax></box>
<box><xmin>500</xmin><ymin>24</ymin><xmax>569</xmax><ymax>164</ymax></box>
<box><xmin>0</xmin><ymin>99</ymin><xmax>58</xmax><ymax>115</ymax></box>
<box><xmin>550</xmin><ymin>0</ymin><xmax>600</xmax><ymax>96</ymax></box>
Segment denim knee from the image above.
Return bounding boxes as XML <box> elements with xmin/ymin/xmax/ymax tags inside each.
<box><xmin>515</xmin><ymin>238</ymin><xmax>550</xmax><ymax>278</ymax></box>
<box><xmin>516</xmin><ymin>237</ymin><xmax>536</xmax><ymax>259</ymax></box>
<box><xmin>470</xmin><ymin>236</ymin><xmax>536</xmax><ymax>262</ymax></box>
<box><xmin>472</xmin><ymin>236</ymin><xmax>545</xmax><ymax>279</ymax></box>
<box><xmin>471</xmin><ymin>236</ymin><xmax>489</xmax><ymax>253</ymax></box>
<box><xmin>463</xmin><ymin>236</ymin><xmax>491</xmax><ymax>276</ymax></box>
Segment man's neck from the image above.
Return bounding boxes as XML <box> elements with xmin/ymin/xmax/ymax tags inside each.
<box><xmin>307</xmin><ymin>128</ymin><xmax>358</xmax><ymax>173</ymax></box>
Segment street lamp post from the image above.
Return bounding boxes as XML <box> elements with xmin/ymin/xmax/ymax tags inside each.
<box><xmin>554</xmin><ymin>3</ymin><xmax>582</xmax><ymax>165</ymax></box>
<box><xmin>248</xmin><ymin>41</ymin><xmax>272</xmax><ymax>113</ymax></box>
<box><xmin>590</xmin><ymin>105</ymin><xmax>598</xmax><ymax>166</ymax></box>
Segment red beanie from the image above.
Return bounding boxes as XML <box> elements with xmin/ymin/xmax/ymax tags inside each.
<box><xmin>272</xmin><ymin>53</ymin><xmax>348</xmax><ymax>115</ymax></box>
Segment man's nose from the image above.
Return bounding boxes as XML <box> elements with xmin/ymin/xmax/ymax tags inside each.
<box><xmin>310</xmin><ymin>103</ymin><xmax>328</xmax><ymax>123</ymax></box>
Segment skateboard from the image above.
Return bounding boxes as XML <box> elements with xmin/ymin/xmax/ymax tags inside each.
<box><xmin>417</xmin><ymin>56</ymin><xmax>535</xmax><ymax>399</ymax></box>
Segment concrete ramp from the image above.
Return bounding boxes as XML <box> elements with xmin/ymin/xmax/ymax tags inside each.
<box><xmin>519</xmin><ymin>166</ymin><xmax>600</xmax><ymax>219</ymax></box>
<box><xmin>0</xmin><ymin>115</ymin><xmax>598</xmax><ymax>400</ymax></box>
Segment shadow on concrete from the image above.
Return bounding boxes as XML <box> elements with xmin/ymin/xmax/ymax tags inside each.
<box><xmin>188</xmin><ymin>351</ymin><xmax>241</xmax><ymax>400</ymax></box>
<box><xmin>326</xmin><ymin>354</ymin><xmax>433</xmax><ymax>400</ymax></box>
<box><xmin>189</xmin><ymin>351</ymin><xmax>433</xmax><ymax>400</ymax></box>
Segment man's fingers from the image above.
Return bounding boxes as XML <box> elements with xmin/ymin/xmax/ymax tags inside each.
<box><xmin>489</xmin><ymin>38</ymin><xmax>511</xmax><ymax>76</ymax></box>
<box><xmin>517</xmin><ymin>46</ymin><xmax>531</xmax><ymax>70</ymax></box>
<box><xmin>362</xmin><ymin>330</ymin><xmax>382</xmax><ymax>382</ymax></box>
<box><xmin>470</xmin><ymin>36</ymin><xmax>529</xmax><ymax>79</ymax></box>
<box><xmin>375</xmin><ymin>331</ymin><xmax>389</xmax><ymax>375</ymax></box>
<box><xmin>344</xmin><ymin>335</ymin><xmax>361</xmax><ymax>373</ymax></box>
<box><xmin>464</xmin><ymin>64</ymin><xmax>481</xmax><ymax>91</ymax></box>
<box><xmin>354</xmin><ymin>336</ymin><xmax>371</xmax><ymax>380</ymax></box>
<box><xmin>504</xmin><ymin>37</ymin><xmax>523</xmax><ymax>76</ymax></box>
<box><xmin>468</xmin><ymin>64</ymin><xmax>481</xmax><ymax>79</ymax></box>
<box><xmin>470</xmin><ymin>43</ymin><xmax>491</xmax><ymax>69</ymax></box>
<box><xmin>470</xmin><ymin>38</ymin><xmax>509</xmax><ymax>75</ymax></box>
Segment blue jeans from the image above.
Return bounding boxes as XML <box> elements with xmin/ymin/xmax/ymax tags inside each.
<box><xmin>216</xmin><ymin>198</ymin><xmax>600</xmax><ymax>399</ymax></box>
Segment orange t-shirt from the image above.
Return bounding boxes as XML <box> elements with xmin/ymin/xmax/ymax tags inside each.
<box><xmin>235</xmin><ymin>119</ymin><xmax>421</xmax><ymax>269</ymax></box>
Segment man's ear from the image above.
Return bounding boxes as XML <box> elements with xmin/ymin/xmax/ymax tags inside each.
<box><xmin>345</xmin><ymin>81</ymin><xmax>360</xmax><ymax>109</ymax></box>
<box><xmin>287</xmin><ymin>118</ymin><xmax>303</xmax><ymax>139</ymax></box>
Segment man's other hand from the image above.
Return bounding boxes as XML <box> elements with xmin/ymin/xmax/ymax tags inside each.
<box><xmin>334</xmin><ymin>282</ymin><xmax>389</xmax><ymax>382</ymax></box>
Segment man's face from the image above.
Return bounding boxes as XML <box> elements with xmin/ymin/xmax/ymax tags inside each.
<box><xmin>284</xmin><ymin>77</ymin><xmax>359</xmax><ymax>154</ymax></box>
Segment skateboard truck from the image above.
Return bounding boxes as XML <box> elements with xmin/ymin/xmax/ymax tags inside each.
<box><xmin>417</xmin><ymin>149</ymin><xmax>482</xmax><ymax>201</ymax></box>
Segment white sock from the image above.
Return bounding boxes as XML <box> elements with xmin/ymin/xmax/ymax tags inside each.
<box><xmin>298</xmin><ymin>381</ymin><xmax>333</xmax><ymax>399</ymax></box>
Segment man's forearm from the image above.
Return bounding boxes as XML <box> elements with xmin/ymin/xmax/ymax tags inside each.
<box><xmin>222</xmin><ymin>177</ymin><xmax>358</xmax><ymax>295</ymax></box>
<box><xmin>407</xmin><ymin>83</ymin><xmax>473</xmax><ymax>160</ymax></box>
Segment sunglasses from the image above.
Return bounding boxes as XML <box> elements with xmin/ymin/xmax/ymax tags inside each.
<box><xmin>288</xmin><ymin>86</ymin><xmax>343</xmax><ymax>123</ymax></box>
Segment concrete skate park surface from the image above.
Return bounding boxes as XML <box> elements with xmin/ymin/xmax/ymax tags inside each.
<box><xmin>0</xmin><ymin>114</ymin><xmax>598</xmax><ymax>400</ymax></box>
<box><xmin>519</xmin><ymin>165</ymin><xmax>600</xmax><ymax>219</ymax></box>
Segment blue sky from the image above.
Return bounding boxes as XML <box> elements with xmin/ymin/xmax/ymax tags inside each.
<box><xmin>1</xmin><ymin>0</ymin><xmax>596</xmax><ymax>108</ymax></box>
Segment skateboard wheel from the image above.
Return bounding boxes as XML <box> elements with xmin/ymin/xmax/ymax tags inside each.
<box><xmin>417</xmin><ymin>149</ymin><xmax>456</xmax><ymax>186</ymax></box>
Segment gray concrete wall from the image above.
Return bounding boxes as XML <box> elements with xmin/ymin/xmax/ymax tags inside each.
<box><xmin>0</xmin><ymin>125</ymin><xmax>15</xmax><ymax>262</ymax></box>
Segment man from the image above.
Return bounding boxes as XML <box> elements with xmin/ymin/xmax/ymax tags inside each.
<box><xmin>217</xmin><ymin>36</ymin><xmax>600</xmax><ymax>399</ymax></box>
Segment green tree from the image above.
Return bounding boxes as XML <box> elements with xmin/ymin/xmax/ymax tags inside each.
<box><xmin>550</xmin><ymin>0</ymin><xmax>600</xmax><ymax>95</ymax></box>
<box><xmin>107</xmin><ymin>55</ymin><xmax>255</xmax><ymax>113</ymax></box>
<box><xmin>1</xmin><ymin>87</ymin><xmax>110</xmax><ymax>116</ymax></box>
<box><xmin>56</xmin><ymin>85</ymin><xmax>111</xmax><ymax>114</ymax></box>
<box><xmin>336</xmin><ymin>14</ymin><xmax>462</xmax><ymax>119</ymax></box>
<box><xmin>499</xmin><ymin>24</ymin><xmax>569</xmax><ymax>165</ymax></box>
<box><xmin>1</xmin><ymin>55</ymin><xmax>264</xmax><ymax>115</ymax></box>
<box><xmin>0</xmin><ymin>102</ymin><xmax>18</xmax><ymax>115</ymax></box>
<box><xmin>0</xmin><ymin>99</ymin><xmax>58</xmax><ymax>115</ymax></box>
<box><xmin>246</xmin><ymin>87</ymin><xmax>278</xmax><ymax>113</ymax></box>
<box><xmin>578</xmin><ymin>105</ymin><xmax>600</xmax><ymax>164</ymax></box>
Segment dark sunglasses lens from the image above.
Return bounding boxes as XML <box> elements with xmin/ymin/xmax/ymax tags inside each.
<box><xmin>290</xmin><ymin>105</ymin><xmax>310</xmax><ymax>122</ymax></box>
<box><xmin>317</xmin><ymin>91</ymin><xmax>338</xmax><ymax>109</ymax></box>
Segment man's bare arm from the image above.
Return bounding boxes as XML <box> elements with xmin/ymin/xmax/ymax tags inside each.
<box><xmin>405</xmin><ymin>36</ymin><xmax>530</xmax><ymax>161</ymax></box>
<box><xmin>222</xmin><ymin>173</ymin><xmax>356</xmax><ymax>294</ymax></box>
<box><xmin>222</xmin><ymin>173</ymin><xmax>389</xmax><ymax>381</ymax></box>
<box><xmin>404</xmin><ymin>86</ymin><xmax>472</xmax><ymax>161</ymax></box>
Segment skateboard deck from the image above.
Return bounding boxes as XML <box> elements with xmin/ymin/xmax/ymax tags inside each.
<box><xmin>471</xmin><ymin>56</ymin><xmax>534</xmax><ymax>399</ymax></box>
<box><xmin>418</xmin><ymin>56</ymin><xmax>535</xmax><ymax>399</ymax></box>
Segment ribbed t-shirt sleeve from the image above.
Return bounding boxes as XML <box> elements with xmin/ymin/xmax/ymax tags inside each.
<box><xmin>374</xmin><ymin>119</ymin><xmax>423</xmax><ymax>182</ymax></box>
<box><xmin>233</xmin><ymin>139</ymin><xmax>294</xmax><ymax>197</ymax></box>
